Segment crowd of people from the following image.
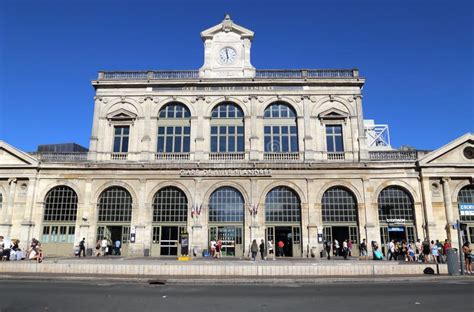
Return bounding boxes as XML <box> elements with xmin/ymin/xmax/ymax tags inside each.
<box><xmin>88</xmin><ymin>237</ymin><xmax>122</xmax><ymax>257</ymax></box>
<box><xmin>323</xmin><ymin>238</ymin><xmax>360</xmax><ymax>260</ymax></box>
<box><xmin>0</xmin><ymin>236</ymin><xmax>43</xmax><ymax>263</ymax></box>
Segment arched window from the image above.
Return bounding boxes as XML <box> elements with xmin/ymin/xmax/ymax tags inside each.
<box><xmin>378</xmin><ymin>186</ymin><xmax>414</xmax><ymax>222</ymax></box>
<box><xmin>210</xmin><ymin>103</ymin><xmax>244</xmax><ymax>153</ymax></box>
<box><xmin>265</xmin><ymin>186</ymin><xmax>301</xmax><ymax>222</ymax></box>
<box><xmin>153</xmin><ymin>187</ymin><xmax>188</xmax><ymax>222</ymax></box>
<box><xmin>208</xmin><ymin>187</ymin><xmax>244</xmax><ymax>222</ymax></box>
<box><xmin>322</xmin><ymin>187</ymin><xmax>357</xmax><ymax>222</ymax></box>
<box><xmin>263</xmin><ymin>102</ymin><xmax>298</xmax><ymax>153</ymax></box>
<box><xmin>458</xmin><ymin>184</ymin><xmax>474</xmax><ymax>222</ymax></box>
<box><xmin>43</xmin><ymin>186</ymin><xmax>78</xmax><ymax>222</ymax></box>
<box><xmin>98</xmin><ymin>186</ymin><xmax>132</xmax><ymax>222</ymax></box>
<box><xmin>157</xmin><ymin>103</ymin><xmax>191</xmax><ymax>153</ymax></box>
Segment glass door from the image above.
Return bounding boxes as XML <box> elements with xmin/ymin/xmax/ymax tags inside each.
<box><xmin>292</xmin><ymin>226</ymin><xmax>301</xmax><ymax>257</ymax></box>
<box><xmin>160</xmin><ymin>226</ymin><xmax>179</xmax><ymax>256</ymax></box>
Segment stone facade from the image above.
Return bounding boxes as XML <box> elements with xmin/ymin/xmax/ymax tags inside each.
<box><xmin>0</xmin><ymin>16</ymin><xmax>473</xmax><ymax>257</ymax></box>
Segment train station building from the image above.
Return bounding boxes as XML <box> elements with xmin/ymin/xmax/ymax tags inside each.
<box><xmin>1</xmin><ymin>15</ymin><xmax>473</xmax><ymax>257</ymax></box>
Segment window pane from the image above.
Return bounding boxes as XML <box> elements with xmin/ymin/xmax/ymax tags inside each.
<box><xmin>121</xmin><ymin>137</ymin><xmax>129</xmax><ymax>152</ymax></box>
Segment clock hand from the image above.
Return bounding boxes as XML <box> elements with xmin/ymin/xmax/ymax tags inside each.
<box><xmin>226</xmin><ymin>49</ymin><xmax>229</xmax><ymax>60</ymax></box>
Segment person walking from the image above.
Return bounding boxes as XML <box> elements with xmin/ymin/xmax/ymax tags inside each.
<box><xmin>216</xmin><ymin>240</ymin><xmax>222</xmax><ymax>259</ymax></box>
<box><xmin>267</xmin><ymin>240</ymin><xmax>275</xmax><ymax>260</ymax></box>
<box><xmin>422</xmin><ymin>238</ymin><xmax>430</xmax><ymax>263</ymax></box>
<box><xmin>78</xmin><ymin>238</ymin><xmax>86</xmax><ymax>258</ymax></box>
<box><xmin>430</xmin><ymin>240</ymin><xmax>438</xmax><ymax>263</ymax></box>
<box><xmin>250</xmin><ymin>239</ymin><xmax>258</xmax><ymax>261</ymax></box>
<box><xmin>348</xmin><ymin>240</ymin><xmax>353</xmax><ymax>257</ymax></box>
<box><xmin>259</xmin><ymin>239</ymin><xmax>266</xmax><ymax>260</ymax></box>
<box><xmin>95</xmin><ymin>240</ymin><xmax>101</xmax><ymax>257</ymax></box>
<box><xmin>342</xmin><ymin>240</ymin><xmax>349</xmax><ymax>260</ymax></box>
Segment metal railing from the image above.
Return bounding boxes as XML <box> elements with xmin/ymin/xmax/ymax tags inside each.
<box><xmin>155</xmin><ymin>152</ymin><xmax>190</xmax><ymax>161</ymax></box>
<box><xmin>369</xmin><ymin>151</ymin><xmax>418</xmax><ymax>161</ymax></box>
<box><xmin>110</xmin><ymin>152</ymin><xmax>128</xmax><ymax>160</ymax></box>
<box><xmin>32</xmin><ymin>152</ymin><xmax>89</xmax><ymax>162</ymax></box>
<box><xmin>98</xmin><ymin>69</ymin><xmax>358</xmax><ymax>80</ymax></box>
<box><xmin>209</xmin><ymin>152</ymin><xmax>245</xmax><ymax>161</ymax></box>
<box><xmin>263</xmin><ymin>152</ymin><xmax>301</xmax><ymax>161</ymax></box>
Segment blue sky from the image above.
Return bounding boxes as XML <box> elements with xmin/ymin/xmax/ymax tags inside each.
<box><xmin>0</xmin><ymin>0</ymin><xmax>472</xmax><ymax>152</ymax></box>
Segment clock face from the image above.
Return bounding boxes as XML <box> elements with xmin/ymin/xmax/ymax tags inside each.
<box><xmin>219</xmin><ymin>47</ymin><xmax>237</xmax><ymax>64</ymax></box>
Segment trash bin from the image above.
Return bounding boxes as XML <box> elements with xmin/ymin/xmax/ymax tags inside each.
<box><xmin>446</xmin><ymin>248</ymin><xmax>460</xmax><ymax>276</ymax></box>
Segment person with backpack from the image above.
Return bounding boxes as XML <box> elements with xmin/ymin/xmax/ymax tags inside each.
<box><xmin>78</xmin><ymin>238</ymin><xmax>86</xmax><ymax>258</ymax></box>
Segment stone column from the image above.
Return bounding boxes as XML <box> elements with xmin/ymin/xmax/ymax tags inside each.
<box><xmin>191</xmin><ymin>178</ymin><xmax>205</xmax><ymax>256</ymax></box>
<box><xmin>21</xmin><ymin>177</ymin><xmax>37</xmax><ymax>246</ymax></box>
<box><xmin>302</xmin><ymin>96</ymin><xmax>315</xmax><ymax>161</ymax></box>
<box><xmin>248</xmin><ymin>96</ymin><xmax>260</xmax><ymax>160</ymax></box>
<box><xmin>130</xmin><ymin>179</ymin><xmax>147</xmax><ymax>256</ymax></box>
<box><xmin>420</xmin><ymin>177</ymin><xmax>437</xmax><ymax>239</ymax></box>
<box><xmin>362</xmin><ymin>179</ymin><xmax>378</xmax><ymax>254</ymax></box>
<box><xmin>81</xmin><ymin>180</ymin><xmax>94</xmax><ymax>253</ymax></box>
<box><xmin>354</xmin><ymin>95</ymin><xmax>368</xmax><ymax>161</ymax></box>
<box><xmin>441</xmin><ymin>178</ymin><xmax>454</xmax><ymax>240</ymax></box>
<box><xmin>1</xmin><ymin>178</ymin><xmax>17</xmax><ymax>237</ymax></box>
<box><xmin>140</xmin><ymin>97</ymin><xmax>153</xmax><ymax>161</ymax></box>
<box><xmin>88</xmin><ymin>97</ymin><xmax>102</xmax><ymax>161</ymax></box>
<box><xmin>193</xmin><ymin>97</ymin><xmax>206</xmax><ymax>161</ymax></box>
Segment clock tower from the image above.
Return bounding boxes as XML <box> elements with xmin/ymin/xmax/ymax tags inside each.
<box><xmin>199</xmin><ymin>14</ymin><xmax>256</xmax><ymax>79</ymax></box>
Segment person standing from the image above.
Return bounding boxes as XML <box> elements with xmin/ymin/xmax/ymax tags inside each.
<box><xmin>422</xmin><ymin>238</ymin><xmax>430</xmax><ymax>263</ymax></box>
<box><xmin>342</xmin><ymin>240</ymin><xmax>348</xmax><ymax>260</ymax></box>
<box><xmin>333</xmin><ymin>239</ymin><xmax>339</xmax><ymax>257</ymax></box>
<box><xmin>114</xmin><ymin>239</ymin><xmax>121</xmax><ymax>256</ymax></box>
<box><xmin>78</xmin><ymin>238</ymin><xmax>86</xmax><ymax>258</ymax></box>
<box><xmin>216</xmin><ymin>240</ymin><xmax>222</xmax><ymax>258</ymax></box>
<box><xmin>101</xmin><ymin>237</ymin><xmax>108</xmax><ymax>256</ymax></box>
<box><xmin>462</xmin><ymin>242</ymin><xmax>472</xmax><ymax>274</ymax></box>
<box><xmin>95</xmin><ymin>240</ymin><xmax>101</xmax><ymax>257</ymax></box>
<box><xmin>347</xmin><ymin>240</ymin><xmax>353</xmax><ymax>257</ymax></box>
<box><xmin>388</xmin><ymin>240</ymin><xmax>396</xmax><ymax>261</ymax></box>
<box><xmin>277</xmin><ymin>240</ymin><xmax>285</xmax><ymax>257</ymax></box>
<box><xmin>250</xmin><ymin>239</ymin><xmax>258</xmax><ymax>261</ymax></box>
<box><xmin>360</xmin><ymin>239</ymin><xmax>368</xmax><ymax>258</ymax></box>
<box><xmin>324</xmin><ymin>240</ymin><xmax>331</xmax><ymax>260</ymax></box>
<box><xmin>259</xmin><ymin>239</ymin><xmax>266</xmax><ymax>260</ymax></box>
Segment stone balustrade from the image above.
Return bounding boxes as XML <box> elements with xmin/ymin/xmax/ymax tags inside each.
<box><xmin>98</xmin><ymin>69</ymin><xmax>359</xmax><ymax>80</ymax></box>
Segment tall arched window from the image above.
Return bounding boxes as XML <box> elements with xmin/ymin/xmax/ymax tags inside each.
<box><xmin>157</xmin><ymin>103</ymin><xmax>191</xmax><ymax>154</ymax></box>
<box><xmin>263</xmin><ymin>102</ymin><xmax>298</xmax><ymax>153</ymax></box>
<box><xmin>208</xmin><ymin>187</ymin><xmax>244</xmax><ymax>222</ymax></box>
<box><xmin>44</xmin><ymin>186</ymin><xmax>78</xmax><ymax>222</ymax></box>
<box><xmin>458</xmin><ymin>184</ymin><xmax>474</xmax><ymax>222</ymax></box>
<box><xmin>98</xmin><ymin>186</ymin><xmax>132</xmax><ymax>222</ymax></box>
<box><xmin>153</xmin><ymin>187</ymin><xmax>188</xmax><ymax>222</ymax></box>
<box><xmin>42</xmin><ymin>186</ymin><xmax>78</xmax><ymax>245</ymax></box>
<box><xmin>322</xmin><ymin>186</ymin><xmax>357</xmax><ymax>223</ymax></box>
<box><xmin>210</xmin><ymin>103</ymin><xmax>244</xmax><ymax>154</ymax></box>
<box><xmin>378</xmin><ymin>186</ymin><xmax>414</xmax><ymax>222</ymax></box>
<box><xmin>265</xmin><ymin>186</ymin><xmax>301</xmax><ymax>222</ymax></box>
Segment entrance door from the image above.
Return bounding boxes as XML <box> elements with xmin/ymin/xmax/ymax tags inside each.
<box><xmin>292</xmin><ymin>226</ymin><xmax>301</xmax><ymax>257</ymax></box>
<box><xmin>160</xmin><ymin>226</ymin><xmax>179</xmax><ymax>256</ymax></box>
<box><xmin>209</xmin><ymin>226</ymin><xmax>243</xmax><ymax>257</ymax></box>
<box><xmin>275</xmin><ymin>226</ymin><xmax>293</xmax><ymax>257</ymax></box>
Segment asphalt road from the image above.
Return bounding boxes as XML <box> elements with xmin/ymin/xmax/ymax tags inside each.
<box><xmin>0</xmin><ymin>279</ymin><xmax>472</xmax><ymax>312</ymax></box>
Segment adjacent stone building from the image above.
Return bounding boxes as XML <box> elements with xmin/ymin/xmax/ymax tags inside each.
<box><xmin>1</xmin><ymin>15</ymin><xmax>473</xmax><ymax>257</ymax></box>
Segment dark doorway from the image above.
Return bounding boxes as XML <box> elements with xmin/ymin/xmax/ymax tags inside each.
<box><xmin>109</xmin><ymin>226</ymin><xmax>123</xmax><ymax>244</ymax></box>
<box><xmin>332</xmin><ymin>226</ymin><xmax>349</xmax><ymax>256</ymax></box>
<box><xmin>275</xmin><ymin>226</ymin><xmax>292</xmax><ymax>257</ymax></box>
<box><xmin>388</xmin><ymin>226</ymin><xmax>407</xmax><ymax>242</ymax></box>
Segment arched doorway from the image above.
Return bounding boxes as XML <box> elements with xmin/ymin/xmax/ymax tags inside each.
<box><xmin>378</xmin><ymin>186</ymin><xmax>417</xmax><ymax>253</ymax></box>
<box><xmin>96</xmin><ymin>186</ymin><xmax>132</xmax><ymax>256</ymax></box>
<box><xmin>208</xmin><ymin>186</ymin><xmax>244</xmax><ymax>257</ymax></box>
<box><xmin>322</xmin><ymin>186</ymin><xmax>360</xmax><ymax>256</ymax></box>
<box><xmin>41</xmin><ymin>186</ymin><xmax>78</xmax><ymax>256</ymax></box>
<box><xmin>151</xmin><ymin>186</ymin><xmax>188</xmax><ymax>256</ymax></box>
<box><xmin>458</xmin><ymin>184</ymin><xmax>474</xmax><ymax>243</ymax></box>
<box><xmin>265</xmin><ymin>186</ymin><xmax>302</xmax><ymax>257</ymax></box>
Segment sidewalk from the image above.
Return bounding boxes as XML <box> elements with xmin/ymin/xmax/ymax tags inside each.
<box><xmin>0</xmin><ymin>255</ymin><xmax>452</xmax><ymax>278</ymax></box>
